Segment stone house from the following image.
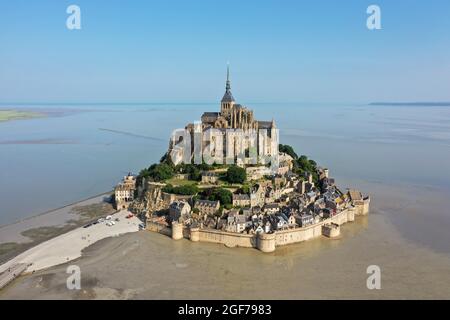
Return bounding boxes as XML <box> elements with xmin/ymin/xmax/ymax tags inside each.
<box><xmin>169</xmin><ymin>201</ymin><xmax>192</xmax><ymax>223</ymax></box>
<box><xmin>296</xmin><ymin>214</ymin><xmax>314</xmax><ymax>227</ymax></box>
<box><xmin>201</xmin><ymin>172</ymin><xmax>219</xmax><ymax>184</ymax></box>
<box><xmin>264</xmin><ymin>221</ymin><xmax>271</xmax><ymax>233</ymax></box>
<box><xmin>226</xmin><ymin>214</ymin><xmax>247</xmax><ymax>233</ymax></box>
<box><xmin>250</xmin><ymin>184</ymin><xmax>265</xmax><ymax>207</ymax></box>
<box><xmin>273</xmin><ymin>176</ymin><xmax>286</xmax><ymax>188</ymax></box>
<box><xmin>255</xmin><ymin>225</ymin><xmax>264</xmax><ymax>234</ymax></box>
<box><xmin>263</xmin><ymin>203</ymin><xmax>280</xmax><ymax>214</ymax></box>
<box><xmin>277</xmin><ymin>153</ymin><xmax>294</xmax><ymax>176</ymax></box>
<box><xmin>175</xmin><ymin>173</ymin><xmax>189</xmax><ymax>180</ymax></box>
<box><xmin>246</xmin><ymin>165</ymin><xmax>272</xmax><ymax>181</ymax></box>
<box><xmin>232</xmin><ymin>193</ymin><xmax>251</xmax><ymax>207</ymax></box>
<box><xmin>288</xmin><ymin>214</ymin><xmax>297</xmax><ymax>226</ymax></box>
<box><xmin>194</xmin><ymin>199</ymin><xmax>220</xmax><ymax>216</ymax></box>
<box><xmin>114</xmin><ymin>173</ymin><xmax>136</xmax><ymax>210</ymax></box>
<box><xmin>265</xmin><ymin>186</ymin><xmax>282</xmax><ymax>204</ymax></box>
<box><xmin>276</xmin><ymin>216</ymin><xmax>289</xmax><ymax>230</ymax></box>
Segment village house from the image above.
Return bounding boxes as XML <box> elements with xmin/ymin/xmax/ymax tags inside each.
<box><xmin>276</xmin><ymin>216</ymin><xmax>289</xmax><ymax>230</ymax></box>
<box><xmin>175</xmin><ymin>173</ymin><xmax>190</xmax><ymax>180</ymax></box>
<box><xmin>296</xmin><ymin>214</ymin><xmax>314</xmax><ymax>227</ymax></box>
<box><xmin>194</xmin><ymin>199</ymin><xmax>220</xmax><ymax>216</ymax></box>
<box><xmin>250</xmin><ymin>184</ymin><xmax>265</xmax><ymax>207</ymax></box>
<box><xmin>114</xmin><ymin>173</ymin><xmax>136</xmax><ymax>210</ymax></box>
<box><xmin>265</xmin><ymin>186</ymin><xmax>282</xmax><ymax>204</ymax></box>
<box><xmin>273</xmin><ymin>175</ymin><xmax>287</xmax><ymax>188</ymax></box>
<box><xmin>226</xmin><ymin>214</ymin><xmax>247</xmax><ymax>233</ymax></box>
<box><xmin>277</xmin><ymin>152</ymin><xmax>294</xmax><ymax>175</ymax></box>
<box><xmin>232</xmin><ymin>193</ymin><xmax>251</xmax><ymax>207</ymax></box>
<box><xmin>264</xmin><ymin>221</ymin><xmax>271</xmax><ymax>233</ymax></box>
<box><xmin>201</xmin><ymin>172</ymin><xmax>219</xmax><ymax>184</ymax></box>
<box><xmin>241</xmin><ymin>207</ymin><xmax>253</xmax><ymax>217</ymax></box>
<box><xmin>246</xmin><ymin>165</ymin><xmax>272</xmax><ymax>181</ymax></box>
<box><xmin>169</xmin><ymin>200</ymin><xmax>192</xmax><ymax>223</ymax></box>
<box><xmin>306</xmin><ymin>191</ymin><xmax>317</xmax><ymax>204</ymax></box>
<box><xmin>287</xmin><ymin>214</ymin><xmax>297</xmax><ymax>226</ymax></box>
<box><xmin>255</xmin><ymin>225</ymin><xmax>264</xmax><ymax>234</ymax></box>
<box><xmin>279</xmin><ymin>194</ymin><xmax>290</xmax><ymax>205</ymax></box>
<box><xmin>263</xmin><ymin>203</ymin><xmax>280</xmax><ymax>214</ymax></box>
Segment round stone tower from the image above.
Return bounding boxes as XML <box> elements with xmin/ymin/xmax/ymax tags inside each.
<box><xmin>171</xmin><ymin>221</ymin><xmax>183</xmax><ymax>240</ymax></box>
<box><xmin>257</xmin><ymin>232</ymin><xmax>276</xmax><ymax>253</ymax></box>
<box><xmin>347</xmin><ymin>207</ymin><xmax>356</xmax><ymax>222</ymax></box>
<box><xmin>189</xmin><ymin>227</ymin><xmax>200</xmax><ymax>242</ymax></box>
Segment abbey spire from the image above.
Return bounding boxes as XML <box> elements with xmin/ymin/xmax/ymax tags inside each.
<box><xmin>221</xmin><ymin>64</ymin><xmax>235</xmax><ymax>104</ymax></box>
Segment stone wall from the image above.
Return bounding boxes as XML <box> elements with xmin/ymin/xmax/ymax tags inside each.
<box><xmin>148</xmin><ymin>205</ymin><xmax>367</xmax><ymax>253</ymax></box>
<box><xmin>146</xmin><ymin>221</ymin><xmax>171</xmax><ymax>237</ymax></box>
<box><xmin>197</xmin><ymin>228</ymin><xmax>256</xmax><ymax>248</ymax></box>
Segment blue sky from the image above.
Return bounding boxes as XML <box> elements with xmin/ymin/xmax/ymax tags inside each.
<box><xmin>0</xmin><ymin>0</ymin><xmax>449</xmax><ymax>103</ymax></box>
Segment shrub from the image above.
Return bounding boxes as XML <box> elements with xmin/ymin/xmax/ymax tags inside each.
<box><xmin>226</xmin><ymin>165</ymin><xmax>246</xmax><ymax>184</ymax></box>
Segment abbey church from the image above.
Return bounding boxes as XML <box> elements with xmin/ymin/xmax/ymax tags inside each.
<box><xmin>198</xmin><ymin>66</ymin><xmax>276</xmax><ymax>132</ymax></box>
<box><xmin>171</xmin><ymin>67</ymin><xmax>279</xmax><ymax>166</ymax></box>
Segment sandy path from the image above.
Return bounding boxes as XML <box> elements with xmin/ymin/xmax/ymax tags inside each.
<box><xmin>0</xmin><ymin>193</ymin><xmax>111</xmax><ymax>244</ymax></box>
<box><xmin>0</xmin><ymin>210</ymin><xmax>140</xmax><ymax>274</ymax></box>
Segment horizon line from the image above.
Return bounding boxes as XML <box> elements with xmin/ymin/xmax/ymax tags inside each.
<box><xmin>0</xmin><ymin>101</ymin><xmax>368</xmax><ymax>106</ymax></box>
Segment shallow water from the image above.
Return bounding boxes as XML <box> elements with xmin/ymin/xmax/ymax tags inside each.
<box><xmin>1</xmin><ymin>102</ymin><xmax>450</xmax><ymax>257</ymax></box>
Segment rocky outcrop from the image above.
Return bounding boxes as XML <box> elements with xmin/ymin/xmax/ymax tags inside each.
<box><xmin>130</xmin><ymin>181</ymin><xmax>167</xmax><ymax>217</ymax></box>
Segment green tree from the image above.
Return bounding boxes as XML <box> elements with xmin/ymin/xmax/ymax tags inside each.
<box><xmin>295</xmin><ymin>155</ymin><xmax>319</xmax><ymax>184</ymax></box>
<box><xmin>200</xmin><ymin>188</ymin><xmax>233</xmax><ymax>206</ymax></box>
<box><xmin>162</xmin><ymin>183</ymin><xmax>198</xmax><ymax>195</ymax></box>
<box><xmin>226</xmin><ymin>165</ymin><xmax>247</xmax><ymax>184</ymax></box>
<box><xmin>148</xmin><ymin>163</ymin><xmax>174</xmax><ymax>181</ymax></box>
<box><xmin>237</xmin><ymin>183</ymin><xmax>251</xmax><ymax>194</ymax></box>
<box><xmin>279</xmin><ymin>144</ymin><xmax>298</xmax><ymax>159</ymax></box>
<box><xmin>136</xmin><ymin>168</ymin><xmax>150</xmax><ymax>186</ymax></box>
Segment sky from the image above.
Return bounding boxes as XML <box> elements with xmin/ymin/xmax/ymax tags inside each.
<box><xmin>0</xmin><ymin>0</ymin><xmax>449</xmax><ymax>103</ymax></box>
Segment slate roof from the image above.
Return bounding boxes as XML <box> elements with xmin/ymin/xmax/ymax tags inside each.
<box><xmin>348</xmin><ymin>189</ymin><xmax>362</xmax><ymax>201</ymax></box>
<box><xmin>222</xmin><ymin>90</ymin><xmax>235</xmax><ymax>102</ymax></box>
<box><xmin>258</xmin><ymin>121</ymin><xmax>274</xmax><ymax>129</ymax></box>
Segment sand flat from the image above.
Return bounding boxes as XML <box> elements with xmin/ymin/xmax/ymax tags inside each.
<box><xmin>0</xmin><ymin>210</ymin><xmax>140</xmax><ymax>274</ymax></box>
<box><xmin>0</xmin><ymin>110</ymin><xmax>43</xmax><ymax>122</ymax></box>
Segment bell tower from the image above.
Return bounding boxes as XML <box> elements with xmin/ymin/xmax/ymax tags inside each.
<box><xmin>221</xmin><ymin>64</ymin><xmax>235</xmax><ymax>117</ymax></box>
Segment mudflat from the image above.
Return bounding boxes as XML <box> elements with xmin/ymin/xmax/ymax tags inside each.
<box><xmin>0</xmin><ymin>110</ymin><xmax>43</xmax><ymax>122</ymax></box>
<box><xmin>0</xmin><ymin>193</ymin><xmax>115</xmax><ymax>265</ymax></box>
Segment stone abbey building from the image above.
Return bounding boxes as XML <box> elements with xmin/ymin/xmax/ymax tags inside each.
<box><xmin>170</xmin><ymin>67</ymin><xmax>279</xmax><ymax>166</ymax></box>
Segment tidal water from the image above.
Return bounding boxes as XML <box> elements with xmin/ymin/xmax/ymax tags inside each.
<box><xmin>1</xmin><ymin>102</ymin><xmax>450</xmax><ymax>254</ymax></box>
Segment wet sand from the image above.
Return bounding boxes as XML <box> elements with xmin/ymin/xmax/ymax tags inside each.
<box><xmin>1</xmin><ymin>181</ymin><xmax>450</xmax><ymax>299</ymax></box>
<box><xmin>0</xmin><ymin>110</ymin><xmax>43</xmax><ymax>123</ymax></box>
<box><xmin>0</xmin><ymin>210</ymin><xmax>141</xmax><ymax>274</ymax></box>
<box><xmin>0</xmin><ymin>193</ymin><xmax>115</xmax><ymax>264</ymax></box>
